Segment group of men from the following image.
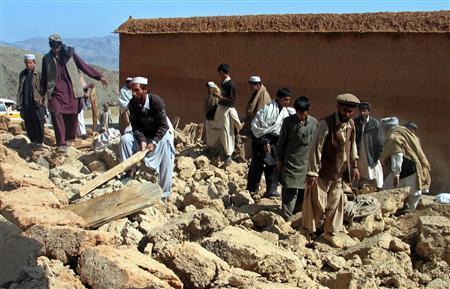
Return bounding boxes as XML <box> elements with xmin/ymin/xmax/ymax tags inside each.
<box><xmin>202</xmin><ymin>64</ymin><xmax>431</xmax><ymax>247</ymax></box>
<box><xmin>18</xmin><ymin>45</ymin><xmax>431</xmax><ymax>247</ymax></box>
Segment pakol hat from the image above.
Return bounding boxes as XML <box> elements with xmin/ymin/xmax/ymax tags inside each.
<box><xmin>248</xmin><ymin>76</ymin><xmax>261</xmax><ymax>83</ymax></box>
<box><xmin>336</xmin><ymin>93</ymin><xmax>360</xmax><ymax>107</ymax></box>
<box><xmin>24</xmin><ymin>54</ymin><xmax>35</xmax><ymax>61</ymax></box>
<box><xmin>359</xmin><ymin>101</ymin><xmax>372</xmax><ymax>111</ymax></box>
<box><xmin>131</xmin><ymin>77</ymin><xmax>148</xmax><ymax>85</ymax></box>
<box><xmin>48</xmin><ymin>33</ymin><xmax>62</xmax><ymax>42</ymax></box>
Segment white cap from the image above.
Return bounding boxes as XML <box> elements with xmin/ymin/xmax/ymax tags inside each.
<box><xmin>125</xmin><ymin>77</ymin><xmax>133</xmax><ymax>82</ymax></box>
<box><xmin>248</xmin><ymin>76</ymin><xmax>261</xmax><ymax>83</ymax></box>
<box><xmin>207</xmin><ymin>81</ymin><xmax>215</xmax><ymax>88</ymax></box>
<box><xmin>131</xmin><ymin>77</ymin><xmax>148</xmax><ymax>85</ymax></box>
<box><xmin>380</xmin><ymin>117</ymin><xmax>399</xmax><ymax>128</ymax></box>
<box><xmin>24</xmin><ymin>54</ymin><xmax>35</xmax><ymax>61</ymax></box>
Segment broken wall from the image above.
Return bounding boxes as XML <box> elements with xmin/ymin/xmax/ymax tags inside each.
<box><xmin>119</xmin><ymin>32</ymin><xmax>450</xmax><ymax>192</ymax></box>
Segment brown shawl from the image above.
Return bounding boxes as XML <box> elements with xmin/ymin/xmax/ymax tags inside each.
<box><xmin>246</xmin><ymin>84</ymin><xmax>271</xmax><ymax>120</ymax></box>
<box><xmin>381</xmin><ymin>126</ymin><xmax>431</xmax><ymax>190</ymax></box>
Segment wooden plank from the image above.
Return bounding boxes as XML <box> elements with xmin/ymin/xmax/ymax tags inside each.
<box><xmin>65</xmin><ymin>182</ymin><xmax>161</xmax><ymax>228</ymax></box>
<box><xmin>77</xmin><ymin>149</ymin><xmax>149</xmax><ymax>198</ymax></box>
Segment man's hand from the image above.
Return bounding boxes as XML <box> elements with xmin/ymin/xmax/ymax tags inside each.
<box><xmin>276</xmin><ymin>160</ymin><xmax>284</xmax><ymax>171</ymax></box>
<box><xmin>146</xmin><ymin>143</ymin><xmax>155</xmax><ymax>153</ymax></box>
<box><xmin>393</xmin><ymin>176</ymin><xmax>400</xmax><ymax>188</ymax></box>
<box><xmin>352</xmin><ymin>168</ymin><xmax>360</xmax><ymax>182</ymax></box>
<box><xmin>263</xmin><ymin>143</ymin><xmax>271</xmax><ymax>153</ymax></box>
<box><xmin>100</xmin><ymin>77</ymin><xmax>108</xmax><ymax>88</ymax></box>
<box><xmin>140</xmin><ymin>141</ymin><xmax>147</xmax><ymax>151</ymax></box>
<box><xmin>305</xmin><ymin>175</ymin><xmax>317</xmax><ymax>187</ymax></box>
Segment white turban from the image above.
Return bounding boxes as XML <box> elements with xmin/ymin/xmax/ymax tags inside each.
<box><xmin>380</xmin><ymin>117</ymin><xmax>399</xmax><ymax>128</ymax></box>
<box><xmin>24</xmin><ymin>54</ymin><xmax>35</xmax><ymax>61</ymax></box>
<box><xmin>131</xmin><ymin>77</ymin><xmax>148</xmax><ymax>85</ymax></box>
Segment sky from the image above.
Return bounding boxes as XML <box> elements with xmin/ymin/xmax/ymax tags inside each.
<box><xmin>0</xmin><ymin>0</ymin><xmax>449</xmax><ymax>42</ymax></box>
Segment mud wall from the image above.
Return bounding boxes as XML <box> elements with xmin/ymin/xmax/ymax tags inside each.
<box><xmin>119</xmin><ymin>32</ymin><xmax>450</xmax><ymax>192</ymax></box>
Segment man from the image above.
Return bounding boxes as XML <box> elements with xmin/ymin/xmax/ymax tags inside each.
<box><xmin>205</xmin><ymin>64</ymin><xmax>241</xmax><ymax>165</ymax></box>
<box><xmin>381</xmin><ymin>117</ymin><xmax>431</xmax><ymax>213</ymax></box>
<box><xmin>277</xmin><ymin>96</ymin><xmax>318</xmax><ymax>220</ymax></box>
<box><xmin>40</xmin><ymin>34</ymin><xmax>107</xmax><ymax>152</ymax></box>
<box><xmin>17</xmin><ymin>54</ymin><xmax>46</xmax><ymax>147</ymax></box>
<box><xmin>244</xmin><ymin>76</ymin><xmax>271</xmax><ymax>128</ymax></box>
<box><xmin>119</xmin><ymin>77</ymin><xmax>175</xmax><ymax>199</ymax></box>
<box><xmin>247</xmin><ymin>88</ymin><xmax>295</xmax><ymax>198</ymax></box>
<box><xmin>302</xmin><ymin>93</ymin><xmax>360</xmax><ymax>247</ymax></box>
<box><xmin>119</xmin><ymin>77</ymin><xmax>133</xmax><ymax>134</ymax></box>
<box><xmin>354</xmin><ymin>102</ymin><xmax>384</xmax><ymax>190</ymax></box>
<box><xmin>99</xmin><ymin>103</ymin><xmax>113</xmax><ymax>132</ymax></box>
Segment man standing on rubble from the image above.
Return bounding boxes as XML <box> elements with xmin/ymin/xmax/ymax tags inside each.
<box><xmin>354</xmin><ymin>101</ymin><xmax>384</xmax><ymax>191</ymax></box>
<box><xmin>302</xmin><ymin>93</ymin><xmax>360</xmax><ymax>248</ymax></box>
<box><xmin>205</xmin><ymin>64</ymin><xmax>241</xmax><ymax>165</ymax></box>
<box><xmin>119</xmin><ymin>77</ymin><xmax>175</xmax><ymax>200</ymax></box>
<box><xmin>119</xmin><ymin>77</ymin><xmax>133</xmax><ymax>134</ymax></box>
<box><xmin>243</xmin><ymin>76</ymin><xmax>271</xmax><ymax>132</ymax></box>
<box><xmin>277</xmin><ymin>96</ymin><xmax>318</xmax><ymax>220</ymax></box>
<box><xmin>17</xmin><ymin>54</ymin><xmax>46</xmax><ymax>147</ymax></box>
<box><xmin>40</xmin><ymin>34</ymin><xmax>107</xmax><ymax>153</ymax></box>
<box><xmin>247</xmin><ymin>88</ymin><xmax>295</xmax><ymax>198</ymax></box>
<box><xmin>380</xmin><ymin>117</ymin><xmax>431</xmax><ymax>214</ymax></box>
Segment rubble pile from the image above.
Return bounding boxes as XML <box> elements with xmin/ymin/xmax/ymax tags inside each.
<box><xmin>0</xmin><ymin>125</ymin><xmax>449</xmax><ymax>289</ymax></box>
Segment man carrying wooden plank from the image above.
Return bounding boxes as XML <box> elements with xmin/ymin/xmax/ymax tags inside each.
<box><xmin>119</xmin><ymin>77</ymin><xmax>175</xmax><ymax>200</ymax></box>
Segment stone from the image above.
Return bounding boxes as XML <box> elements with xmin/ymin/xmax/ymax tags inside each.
<box><xmin>122</xmin><ymin>226</ymin><xmax>144</xmax><ymax>247</ymax></box>
<box><xmin>201</xmin><ymin>226</ymin><xmax>303</xmax><ymax>282</ymax></box>
<box><xmin>0</xmin><ymin>187</ymin><xmax>61</xmax><ymax>210</ymax></box>
<box><xmin>194</xmin><ymin>155</ymin><xmax>210</xmax><ymax>169</ymax></box>
<box><xmin>183</xmin><ymin>191</ymin><xmax>225</xmax><ymax>212</ymax></box>
<box><xmin>157</xmin><ymin>242</ymin><xmax>230</xmax><ymax>289</ymax></box>
<box><xmin>347</xmin><ymin>209</ymin><xmax>385</xmax><ymax>240</ymax></box>
<box><xmin>426</xmin><ymin>278</ymin><xmax>449</xmax><ymax>289</ymax></box>
<box><xmin>366</xmin><ymin>187</ymin><xmax>409</xmax><ymax>216</ymax></box>
<box><xmin>88</xmin><ymin>160</ymin><xmax>107</xmax><ymax>172</ymax></box>
<box><xmin>325</xmin><ymin>255</ymin><xmax>346</xmax><ymax>271</ymax></box>
<box><xmin>1</xmin><ymin>204</ymin><xmax>86</xmax><ymax>230</ymax></box>
<box><xmin>252</xmin><ymin>210</ymin><xmax>295</xmax><ymax>236</ymax></box>
<box><xmin>8</xmin><ymin>134</ymin><xmax>30</xmax><ymax>148</ymax></box>
<box><xmin>96</xmin><ymin>148</ymin><xmax>120</xmax><ymax>169</ymax></box>
<box><xmin>340</xmin><ymin>232</ymin><xmax>392</xmax><ymax>260</ymax></box>
<box><xmin>231</xmin><ymin>190</ymin><xmax>255</xmax><ymax>207</ymax></box>
<box><xmin>97</xmin><ymin>217</ymin><xmax>129</xmax><ymax>240</ymax></box>
<box><xmin>78</xmin><ymin>245</ymin><xmax>183</xmax><ymax>289</ymax></box>
<box><xmin>416</xmin><ymin>216</ymin><xmax>450</xmax><ymax>264</ymax></box>
<box><xmin>176</xmin><ymin>156</ymin><xmax>196</xmax><ymax>178</ymax></box>
<box><xmin>24</xmin><ymin>225</ymin><xmax>119</xmax><ymax>264</ymax></box>
<box><xmin>389</xmin><ymin>237</ymin><xmax>411</xmax><ymax>253</ymax></box>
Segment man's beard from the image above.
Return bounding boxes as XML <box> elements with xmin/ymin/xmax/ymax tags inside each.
<box><xmin>338</xmin><ymin>112</ymin><xmax>350</xmax><ymax>123</ymax></box>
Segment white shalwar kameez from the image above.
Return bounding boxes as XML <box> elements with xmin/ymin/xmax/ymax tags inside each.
<box><xmin>206</xmin><ymin>104</ymin><xmax>242</xmax><ymax>156</ymax></box>
<box><xmin>358</xmin><ymin>125</ymin><xmax>383</xmax><ymax>188</ymax></box>
<box><xmin>119</xmin><ymin>117</ymin><xmax>175</xmax><ymax>199</ymax></box>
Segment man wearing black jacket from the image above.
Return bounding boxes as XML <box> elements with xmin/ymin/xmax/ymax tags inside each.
<box><xmin>119</xmin><ymin>77</ymin><xmax>175</xmax><ymax>199</ymax></box>
<box><xmin>354</xmin><ymin>102</ymin><xmax>384</xmax><ymax>190</ymax></box>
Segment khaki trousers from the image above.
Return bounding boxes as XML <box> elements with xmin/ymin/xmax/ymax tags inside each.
<box><xmin>302</xmin><ymin>177</ymin><xmax>344</xmax><ymax>234</ymax></box>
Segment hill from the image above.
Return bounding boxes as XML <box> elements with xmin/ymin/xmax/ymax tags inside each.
<box><xmin>0</xmin><ymin>45</ymin><xmax>119</xmax><ymax>105</ymax></box>
<box><xmin>4</xmin><ymin>35</ymin><xmax>119</xmax><ymax>70</ymax></box>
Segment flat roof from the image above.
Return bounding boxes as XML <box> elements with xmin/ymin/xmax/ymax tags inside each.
<box><xmin>115</xmin><ymin>11</ymin><xmax>450</xmax><ymax>34</ymax></box>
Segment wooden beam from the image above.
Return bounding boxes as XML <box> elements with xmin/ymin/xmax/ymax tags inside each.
<box><xmin>65</xmin><ymin>182</ymin><xmax>161</xmax><ymax>228</ymax></box>
<box><xmin>77</xmin><ymin>149</ymin><xmax>149</xmax><ymax>198</ymax></box>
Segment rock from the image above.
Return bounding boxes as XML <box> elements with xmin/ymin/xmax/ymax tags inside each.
<box><xmin>24</xmin><ymin>225</ymin><xmax>119</xmax><ymax>264</ymax></box>
<box><xmin>366</xmin><ymin>187</ymin><xmax>409</xmax><ymax>216</ymax></box>
<box><xmin>78</xmin><ymin>245</ymin><xmax>183</xmax><ymax>289</ymax></box>
<box><xmin>147</xmin><ymin>208</ymin><xmax>229</xmax><ymax>252</ymax></box>
<box><xmin>0</xmin><ymin>187</ymin><xmax>61</xmax><ymax>210</ymax></box>
<box><xmin>252</xmin><ymin>210</ymin><xmax>295</xmax><ymax>236</ymax></box>
<box><xmin>416</xmin><ymin>216</ymin><xmax>450</xmax><ymax>264</ymax></box>
<box><xmin>231</xmin><ymin>190</ymin><xmax>255</xmax><ymax>207</ymax></box>
<box><xmin>97</xmin><ymin>148</ymin><xmax>120</xmax><ymax>169</ymax></box>
<box><xmin>426</xmin><ymin>278</ymin><xmax>449</xmax><ymax>289</ymax></box>
<box><xmin>1</xmin><ymin>204</ymin><xmax>86</xmax><ymax>230</ymax></box>
<box><xmin>194</xmin><ymin>155</ymin><xmax>210</xmax><ymax>169</ymax></box>
<box><xmin>157</xmin><ymin>242</ymin><xmax>230</xmax><ymax>289</ymax></box>
<box><xmin>389</xmin><ymin>237</ymin><xmax>410</xmax><ymax>253</ymax></box>
<box><xmin>8</xmin><ymin>134</ymin><xmax>30</xmax><ymax>148</ymax></box>
<box><xmin>325</xmin><ymin>255</ymin><xmax>346</xmax><ymax>271</ymax></box>
<box><xmin>122</xmin><ymin>226</ymin><xmax>144</xmax><ymax>247</ymax></box>
<box><xmin>98</xmin><ymin>218</ymin><xmax>129</xmax><ymax>240</ymax></box>
<box><xmin>50</xmin><ymin>164</ymin><xmax>86</xmax><ymax>180</ymax></box>
<box><xmin>201</xmin><ymin>226</ymin><xmax>303</xmax><ymax>282</ymax></box>
<box><xmin>88</xmin><ymin>160</ymin><xmax>107</xmax><ymax>172</ymax></box>
<box><xmin>176</xmin><ymin>156</ymin><xmax>196</xmax><ymax>178</ymax></box>
<box><xmin>0</xmin><ymin>143</ymin><xmax>29</xmax><ymax>165</ymax></box>
<box><xmin>340</xmin><ymin>232</ymin><xmax>392</xmax><ymax>260</ymax></box>
<box><xmin>183</xmin><ymin>191</ymin><xmax>225</xmax><ymax>212</ymax></box>
<box><xmin>347</xmin><ymin>209</ymin><xmax>385</xmax><ymax>240</ymax></box>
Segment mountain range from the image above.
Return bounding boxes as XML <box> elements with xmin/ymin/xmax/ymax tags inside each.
<box><xmin>3</xmin><ymin>35</ymin><xmax>119</xmax><ymax>70</ymax></box>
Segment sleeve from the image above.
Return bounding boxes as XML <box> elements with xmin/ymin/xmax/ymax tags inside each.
<box><xmin>391</xmin><ymin>152</ymin><xmax>403</xmax><ymax>177</ymax></box>
<box><xmin>277</xmin><ymin>119</ymin><xmax>288</xmax><ymax>161</ymax></box>
<box><xmin>149</xmin><ymin>96</ymin><xmax>169</xmax><ymax>144</ymax></box>
<box><xmin>307</xmin><ymin>120</ymin><xmax>329</xmax><ymax>177</ymax></box>
<box><xmin>40</xmin><ymin>58</ymin><xmax>47</xmax><ymax>96</ymax></box>
<box><xmin>73</xmin><ymin>52</ymin><xmax>103</xmax><ymax>80</ymax></box>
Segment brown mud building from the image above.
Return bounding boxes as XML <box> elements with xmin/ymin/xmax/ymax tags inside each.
<box><xmin>115</xmin><ymin>11</ymin><xmax>450</xmax><ymax>192</ymax></box>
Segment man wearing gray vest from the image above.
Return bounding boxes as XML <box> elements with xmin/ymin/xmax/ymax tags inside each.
<box><xmin>40</xmin><ymin>34</ymin><xmax>107</xmax><ymax>152</ymax></box>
